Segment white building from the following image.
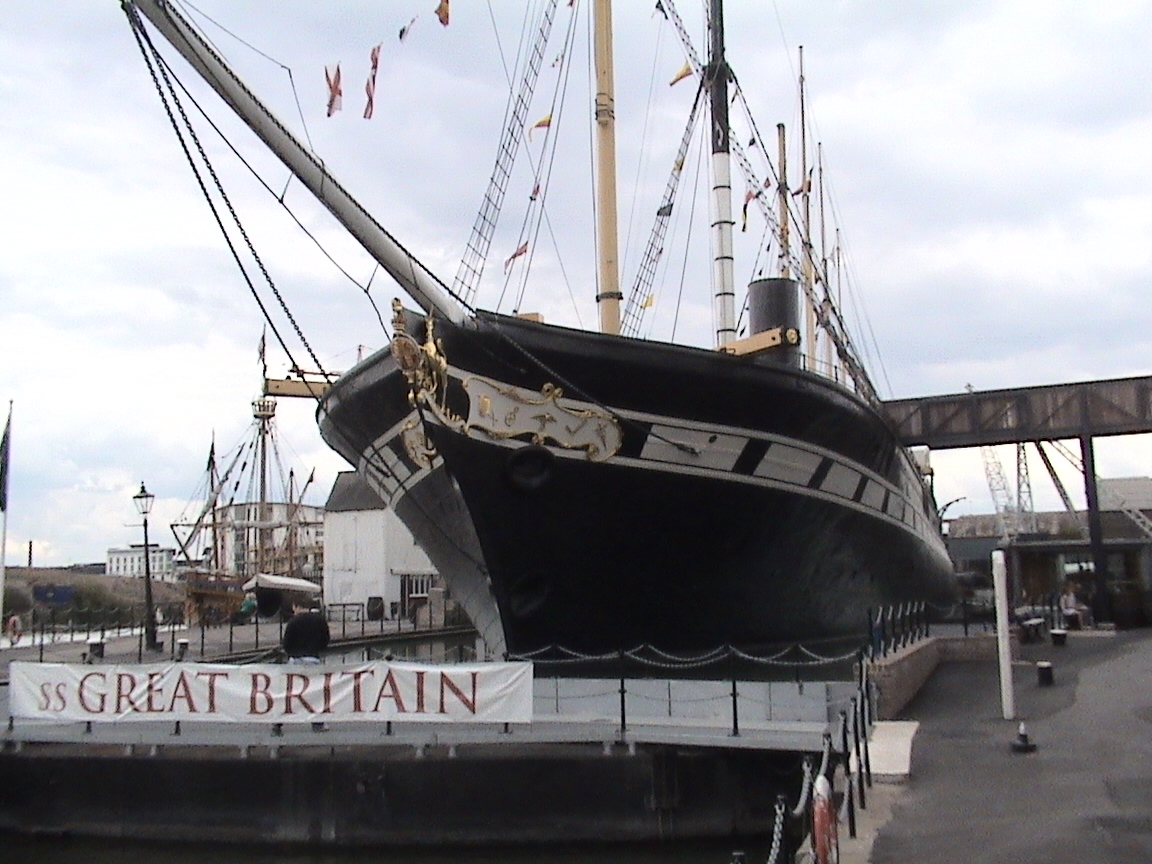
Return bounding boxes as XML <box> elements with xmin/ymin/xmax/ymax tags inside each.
<box><xmin>106</xmin><ymin>544</ymin><xmax>178</xmax><ymax>583</ymax></box>
<box><xmin>322</xmin><ymin>472</ymin><xmax>437</xmax><ymax>620</ymax></box>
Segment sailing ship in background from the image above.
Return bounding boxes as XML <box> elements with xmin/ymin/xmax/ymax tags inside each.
<box><xmin>171</xmin><ymin>394</ymin><xmax>323</xmax><ymax>622</ymax></box>
<box><xmin>127</xmin><ymin>0</ymin><xmax>956</xmax><ymax>663</ymax></box>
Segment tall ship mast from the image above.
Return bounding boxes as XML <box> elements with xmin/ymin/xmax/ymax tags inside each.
<box><xmin>172</xmin><ymin>395</ymin><xmax>323</xmax><ymax>621</ymax></box>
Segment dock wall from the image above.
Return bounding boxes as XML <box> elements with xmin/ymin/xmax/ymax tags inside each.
<box><xmin>869</xmin><ymin>633</ymin><xmax>1013</xmax><ymax>720</ymax></box>
<box><xmin>0</xmin><ymin>742</ymin><xmax>802</xmax><ymax>846</ymax></box>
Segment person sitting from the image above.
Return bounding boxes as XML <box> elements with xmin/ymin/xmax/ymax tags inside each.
<box><xmin>1060</xmin><ymin>584</ymin><xmax>1092</xmax><ymax>629</ymax></box>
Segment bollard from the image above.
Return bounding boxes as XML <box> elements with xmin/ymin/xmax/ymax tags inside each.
<box><xmin>1050</xmin><ymin>629</ymin><xmax>1067</xmax><ymax>647</ymax></box>
<box><xmin>1037</xmin><ymin>661</ymin><xmax>1054</xmax><ymax>687</ymax></box>
<box><xmin>176</xmin><ymin>639</ymin><xmax>190</xmax><ymax>662</ymax></box>
<box><xmin>87</xmin><ymin>639</ymin><xmax>105</xmax><ymax>661</ymax></box>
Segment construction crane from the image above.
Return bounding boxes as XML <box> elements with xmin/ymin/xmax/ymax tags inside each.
<box><xmin>1015</xmin><ymin>443</ymin><xmax>1038</xmax><ymax>535</ymax></box>
<box><xmin>1048</xmin><ymin>440</ymin><xmax>1152</xmax><ymax>541</ymax></box>
<box><xmin>980</xmin><ymin>443</ymin><xmax>1018</xmax><ymax>543</ymax></box>
<box><xmin>968</xmin><ymin>385</ymin><xmax>1020</xmax><ymax>542</ymax></box>
<box><xmin>1034</xmin><ymin>442</ymin><xmax>1088</xmax><ymax>539</ymax></box>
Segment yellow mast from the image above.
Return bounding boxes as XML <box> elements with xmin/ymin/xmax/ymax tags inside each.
<box><xmin>593</xmin><ymin>0</ymin><xmax>622</xmax><ymax>335</ymax></box>
<box><xmin>799</xmin><ymin>47</ymin><xmax>817</xmax><ymax>373</ymax></box>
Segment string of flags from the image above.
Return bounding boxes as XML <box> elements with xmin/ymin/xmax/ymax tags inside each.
<box><xmin>325</xmin><ymin>2</ymin><xmax>450</xmax><ymax>119</ymax></box>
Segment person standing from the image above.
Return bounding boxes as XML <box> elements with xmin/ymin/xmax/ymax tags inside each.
<box><xmin>5</xmin><ymin>612</ymin><xmax>23</xmax><ymax>646</ymax></box>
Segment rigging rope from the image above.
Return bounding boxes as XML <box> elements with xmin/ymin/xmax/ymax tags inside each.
<box><xmin>125</xmin><ymin>4</ymin><xmax>326</xmax><ymax>381</ymax></box>
<box><xmin>455</xmin><ymin>0</ymin><xmax>562</xmax><ymax>310</ymax></box>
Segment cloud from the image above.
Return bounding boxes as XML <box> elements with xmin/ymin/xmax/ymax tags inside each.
<box><xmin>3</xmin><ymin>0</ymin><xmax>1152</xmax><ymax>563</ymax></box>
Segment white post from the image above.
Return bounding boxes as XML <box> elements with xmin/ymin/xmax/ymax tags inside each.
<box><xmin>992</xmin><ymin>549</ymin><xmax>1015</xmax><ymax>720</ymax></box>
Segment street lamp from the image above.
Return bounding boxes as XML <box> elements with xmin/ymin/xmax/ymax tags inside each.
<box><xmin>937</xmin><ymin>496</ymin><xmax>967</xmax><ymax>521</ymax></box>
<box><xmin>132</xmin><ymin>482</ymin><xmax>160</xmax><ymax>652</ymax></box>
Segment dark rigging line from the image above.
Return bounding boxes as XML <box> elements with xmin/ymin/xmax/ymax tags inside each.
<box><xmin>157</xmin><ymin>55</ymin><xmax>388</xmax><ymax>336</ymax></box>
<box><xmin>176</xmin><ymin>0</ymin><xmax>315</xmax><ymax>152</ymax></box>
<box><xmin>125</xmin><ymin>5</ymin><xmax>308</xmax><ymax>379</ymax></box>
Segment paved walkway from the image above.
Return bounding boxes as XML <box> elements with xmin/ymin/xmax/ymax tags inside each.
<box><xmin>850</xmin><ymin>629</ymin><xmax>1152</xmax><ymax>863</ymax></box>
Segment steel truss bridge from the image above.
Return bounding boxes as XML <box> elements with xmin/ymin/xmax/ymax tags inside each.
<box><xmin>882</xmin><ymin>374</ymin><xmax>1152</xmax><ymax>624</ymax></box>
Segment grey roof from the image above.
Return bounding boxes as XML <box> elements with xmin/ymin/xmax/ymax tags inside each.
<box><xmin>1100</xmin><ymin>477</ymin><xmax>1152</xmax><ymax>511</ymax></box>
<box><xmin>323</xmin><ymin>471</ymin><xmax>388</xmax><ymax>513</ymax></box>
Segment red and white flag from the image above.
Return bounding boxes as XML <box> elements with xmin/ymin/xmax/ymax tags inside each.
<box><xmin>364</xmin><ymin>44</ymin><xmax>381</xmax><ymax>119</ymax></box>
<box><xmin>504</xmin><ymin>242</ymin><xmax>528</xmax><ymax>273</ymax></box>
<box><xmin>325</xmin><ymin>63</ymin><xmax>343</xmax><ymax>116</ymax></box>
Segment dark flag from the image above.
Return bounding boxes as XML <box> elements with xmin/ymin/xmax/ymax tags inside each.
<box><xmin>0</xmin><ymin>405</ymin><xmax>10</xmax><ymax>513</ymax></box>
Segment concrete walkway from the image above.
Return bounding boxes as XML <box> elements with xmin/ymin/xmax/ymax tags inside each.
<box><xmin>843</xmin><ymin>629</ymin><xmax>1152</xmax><ymax>863</ymax></box>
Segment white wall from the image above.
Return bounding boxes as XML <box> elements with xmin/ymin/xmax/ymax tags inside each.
<box><xmin>323</xmin><ymin>508</ymin><xmax>435</xmax><ymax>614</ymax></box>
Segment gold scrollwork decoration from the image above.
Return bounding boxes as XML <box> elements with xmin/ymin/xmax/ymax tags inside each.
<box><xmin>460</xmin><ymin>376</ymin><xmax>622</xmax><ymax>462</ymax></box>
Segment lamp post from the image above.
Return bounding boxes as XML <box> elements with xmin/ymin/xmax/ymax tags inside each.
<box><xmin>133</xmin><ymin>482</ymin><xmax>160</xmax><ymax>652</ymax></box>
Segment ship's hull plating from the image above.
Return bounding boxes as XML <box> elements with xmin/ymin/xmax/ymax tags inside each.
<box><xmin>319</xmin><ymin>310</ymin><xmax>955</xmax><ymax>660</ymax></box>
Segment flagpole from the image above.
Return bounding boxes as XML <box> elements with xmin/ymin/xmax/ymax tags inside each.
<box><xmin>0</xmin><ymin>401</ymin><xmax>11</xmax><ymax>636</ymax></box>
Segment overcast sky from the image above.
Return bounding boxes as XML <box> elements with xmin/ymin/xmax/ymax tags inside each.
<box><xmin>3</xmin><ymin>0</ymin><xmax>1152</xmax><ymax>567</ymax></box>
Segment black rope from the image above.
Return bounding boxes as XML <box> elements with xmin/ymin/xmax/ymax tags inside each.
<box><xmin>126</xmin><ymin>5</ymin><xmax>326</xmax><ymax>381</ymax></box>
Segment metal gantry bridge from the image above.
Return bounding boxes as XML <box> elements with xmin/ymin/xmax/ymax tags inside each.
<box><xmin>882</xmin><ymin>374</ymin><xmax>1152</xmax><ymax>623</ymax></box>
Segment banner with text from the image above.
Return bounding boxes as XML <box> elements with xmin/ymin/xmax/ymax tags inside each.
<box><xmin>10</xmin><ymin>660</ymin><xmax>533</xmax><ymax>724</ymax></box>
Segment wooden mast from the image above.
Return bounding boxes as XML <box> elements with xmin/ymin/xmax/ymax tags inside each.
<box><xmin>592</xmin><ymin>0</ymin><xmax>622</xmax><ymax>335</ymax></box>
<box><xmin>708</xmin><ymin>0</ymin><xmax>736</xmax><ymax>347</ymax></box>
<box><xmin>798</xmin><ymin>47</ymin><xmax>817</xmax><ymax>373</ymax></box>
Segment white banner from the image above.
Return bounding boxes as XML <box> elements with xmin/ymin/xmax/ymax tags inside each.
<box><xmin>9</xmin><ymin>660</ymin><xmax>533</xmax><ymax>724</ymax></box>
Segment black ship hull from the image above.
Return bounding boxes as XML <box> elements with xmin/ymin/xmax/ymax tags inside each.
<box><xmin>319</xmin><ymin>310</ymin><xmax>955</xmax><ymax>661</ymax></box>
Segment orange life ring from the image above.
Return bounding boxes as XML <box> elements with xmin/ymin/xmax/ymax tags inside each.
<box><xmin>811</xmin><ymin>774</ymin><xmax>838</xmax><ymax>864</ymax></box>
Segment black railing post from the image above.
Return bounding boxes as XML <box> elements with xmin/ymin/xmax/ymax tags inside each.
<box><xmin>840</xmin><ymin>709</ymin><xmax>856</xmax><ymax>838</ymax></box>
<box><xmin>618</xmin><ymin>652</ymin><xmax>627</xmax><ymax>736</ymax></box>
<box><xmin>730</xmin><ymin>679</ymin><xmax>740</xmax><ymax>737</ymax></box>
<box><xmin>852</xmin><ymin>697</ymin><xmax>866</xmax><ymax>810</ymax></box>
<box><xmin>619</xmin><ymin>677</ymin><xmax>627</xmax><ymax>736</ymax></box>
<box><xmin>200</xmin><ymin>618</ymin><xmax>206</xmax><ymax>658</ymax></box>
<box><xmin>866</xmin><ymin>607</ymin><xmax>875</xmax><ymax>659</ymax></box>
